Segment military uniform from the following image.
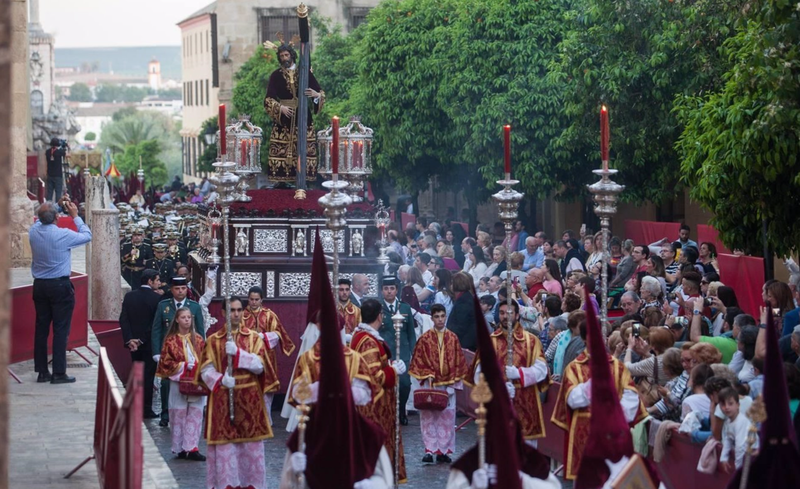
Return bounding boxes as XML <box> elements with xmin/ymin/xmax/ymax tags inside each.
<box><xmin>166</xmin><ymin>240</ymin><xmax>188</xmax><ymax>267</ymax></box>
<box><xmin>145</xmin><ymin>248</ymin><xmax>175</xmax><ymax>294</ymax></box>
<box><xmin>121</xmin><ymin>238</ymin><xmax>152</xmax><ymax>290</ymax></box>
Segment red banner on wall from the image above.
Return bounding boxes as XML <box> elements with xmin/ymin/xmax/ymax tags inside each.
<box><xmin>717</xmin><ymin>253</ymin><xmax>765</xmax><ymax>316</ymax></box>
<box><xmin>624</xmin><ymin>220</ymin><xmax>681</xmax><ymax>247</ymax></box>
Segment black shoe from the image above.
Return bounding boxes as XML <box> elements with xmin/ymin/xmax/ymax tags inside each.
<box><xmin>436</xmin><ymin>454</ymin><xmax>452</xmax><ymax>464</ymax></box>
<box><xmin>177</xmin><ymin>451</ymin><xmax>187</xmax><ymax>459</ymax></box>
<box><xmin>37</xmin><ymin>372</ymin><xmax>52</xmax><ymax>383</ymax></box>
<box><xmin>187</xmin><ymin>451</ymin><xmax>206</xmax><ymax>462</ymax></box>
<box><xmin>50</xmin><ymin>374</ymin><xmax>76</xmax><ymax>384</ymax></box>
<box><xmin>144</xmin><ymin>411</ymin><xmax>159</xmax><ymax>419</ymax></box>
<box><xmin>400</xmin><ymin>415</ymin><xmax>409</xmax><ymax>426</ymax></box>
<box><xmin>159</xmin><ymin>419</ymin><xmax>169</xmax><ymax>427</ymax></box>
<box><xmin>422</xmin><ymin>454</ymin><xmax>434</xmax><ymax>463</ymax></box>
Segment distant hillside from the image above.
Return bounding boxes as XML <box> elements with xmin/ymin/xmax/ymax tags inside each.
<box><xmin>55</xmin><ymin>46</ymin><xmax>182</xmax><ymax>80</ymax></box>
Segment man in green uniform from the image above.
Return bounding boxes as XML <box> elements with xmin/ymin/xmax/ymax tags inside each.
<box><xmin>151</xmin><ymin>276</ymin><xmax>205</xmax><ymax>426</ymax></box>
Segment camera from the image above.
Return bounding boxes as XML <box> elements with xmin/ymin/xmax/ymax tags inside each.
<box><xmin>703</xmin><ymin>297</ymin><xmax>713</xmax><ymax>307</ymax></box>
<box><xmin>57</xmin><ymin>138</ymin><xmax>69</xmax><ymax>150</ymax></box>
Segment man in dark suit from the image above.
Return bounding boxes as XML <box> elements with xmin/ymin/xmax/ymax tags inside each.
<box><xmin>119</xmin><ymin>270</ymin><xmax>163</xmax><ymax>418</ymax></box>
<box><xmin>349</xmin><ymin>273</ymin><xmax>370</xmax><ymax>308</ymax></box>
<box><xmin>378</xmin><ymin>276</ymin><xmax>416</xmax><ymax>425</ymax></box>
<box><xmin>151</xmin><ymin>276</ymin><xmax>205</xmax><ymax>426</ymax></box>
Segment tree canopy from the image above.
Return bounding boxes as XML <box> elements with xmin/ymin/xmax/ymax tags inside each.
<box><xmin>68</xmin><ymin>83</ymin><xmax>92</xmax><ymax>102</ymax></box>
<box><xmin>114</xmin><ymin>139</ymin><xmax>168</xmax><ymax>188</ymax></box>
<box><xmin>676</xmin><ymin>0</ymin><xmax>800</xmax><ymax>256</ymax></box>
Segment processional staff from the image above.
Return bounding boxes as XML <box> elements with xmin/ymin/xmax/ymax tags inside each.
<box><xmin>293</xmin><ymin>373</ymin><xmax>313</xmax><ymax>489</ymax></box>
<box><xmin>471</xmin><ymin>373</ymin><xmax>493</xmax><ymax>472</ymax></box>
<box><xmin>391</xmin><ymin>311</ymin><xmax>404</xmax><ymax>487</ymax></box>
<box><xmin>295</xmin><ymin>3</ymin><xmax>310</xmax><ymax>199</ymax></box>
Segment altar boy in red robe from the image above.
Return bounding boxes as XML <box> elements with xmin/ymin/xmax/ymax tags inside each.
<box><xmin>409</xmin><ymin>304</ymin><xmax>468</xmax><ymax>463</ymax></box>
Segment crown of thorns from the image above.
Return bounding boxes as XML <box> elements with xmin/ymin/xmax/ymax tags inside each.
<box><xmin>263</xmin><ymin>32</ymin><xmax>300</xmax><ymax>54</ymax></box>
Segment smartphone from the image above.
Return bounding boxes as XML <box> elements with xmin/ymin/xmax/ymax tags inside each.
<box><xmin>542</xmin><ymin>294</ymin><xmax>548</xmax><ymax>302</ymax></box>
<box><xmin>633</xmin><ymin>323</ymin><xmax>642</xmax><ymax>338</ymax></box>
<box><xmin>772</xmin><ymin>308</ymin><xmax>781</xmax><ymax>316</ymax></box>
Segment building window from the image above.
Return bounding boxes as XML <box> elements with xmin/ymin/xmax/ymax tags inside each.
<box><xmin>195</xmin><ymin>80</ymin><xmax>199</xmax><ymax>106</ymax></box>
<box><xmin>258</xmin><ymin>9</ymin><xmax>300</xmax><ymax>44</ymax></box>
<box><xmin>205</xmin><ymin>79</ymin><xmax>210</xmax><ymax>106</ymax></box>
<box><xmin>350</xmin><ymin>7</ymin><xmax>371</xmax><ymax>30</ymax></box>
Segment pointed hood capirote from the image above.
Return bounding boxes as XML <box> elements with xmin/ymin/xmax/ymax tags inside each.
<box><xmin>451</xmin><ymin>295</ymin><xmax>549</xmax><ymax>489</ymax></box>
<box><xmin>574</xmin><ymin>293</ymin><xmax>635</xmax><ymax>489</ymax></box>
<box><xmin>286</xmin><ymin>230</ymin><xmax>385</xmax><ymax>489</ymax></box>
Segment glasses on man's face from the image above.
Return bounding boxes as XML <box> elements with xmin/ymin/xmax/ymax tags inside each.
<box><xmin>701</xmin><ymin>280</ymin><xmax>709</xmax><ymax>285</ymax></box>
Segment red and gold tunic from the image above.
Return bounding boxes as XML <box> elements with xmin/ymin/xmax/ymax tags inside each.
<box><xmin>200</xmin><ymin>326</ymin><xmax>278</xmax><ymax>445</ymax></box>
<box><xmin>408</xmin><ymin>328</ymin><xmax>468</xmax><ymax>386</ymax></box>
<box><xmin>469</xmin><ymin>324</ymin><xmax>551</xmax><ymax>440</ymax></box>
<box><xmin>287</xmin><ymin>342</ymin><xmax>378</xmax><ymax>407</ymax></box>
<box><xmin>156</xmin><ymin>332</ymin><xmax>204</xmax><ymax>380</ymax></box>
<box><xmin>337</xmin><ymin>300</ymin><xmax>362</xmax><ymax>334</ymax></box>
<box><xmin>242</xmin><ymin>306</ymin><xmax>295</xmax><ymax>393</ymax></box>
<box><xmin>351</xmin><ymin>329</ymin><xmax>407</xmax><ymax>483</ymax></box>
<box><xmin>551</xmin><ymin>351</ymin><xmax>648</xmax><ymax>480</ymax></box>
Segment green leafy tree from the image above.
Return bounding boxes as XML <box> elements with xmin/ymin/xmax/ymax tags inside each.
<box><xmin>676</xmin><ymin>0</ymin><xmax>800</xmax><ymax>256</ymax></box>
<box><xmin>115</xmin><ymin>139</ymin><xmax>168</xmax><ymax>188</ymax></box>
<box><xmin>84</xmin><ymin>132</ymin><xmax>96</xmax><ymax>141</ymax></box>
<box><xmin>68</xmin><ymin>82</ymin><xmax>93</xmax><ymax>102</ymax></box>
<box><xmin>552</xmin><ymin>0</ymin><xmax>743</xmax><ymax>203</ymax></box>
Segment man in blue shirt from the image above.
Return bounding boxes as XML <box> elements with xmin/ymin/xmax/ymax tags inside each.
<box><xmin>29</xmin><ymin>201</ymin><xmax>92</xmax><ymax>383</ymax></box>
<box><xmin>521</xmin><ymin>232</ymin><xmax>546</xmax><ymax>271</ymax></box>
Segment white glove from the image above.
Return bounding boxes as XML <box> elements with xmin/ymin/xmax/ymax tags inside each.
<box><xmin>505</xmin><ymin>365</ymin><xmax>521</xmax><ymax>380</ymax></box>
<box><xmin>354</xmin><ymin>479</ymin><xmax>375</xmax><ymax>489</ymax></box>
<box><xmin>225</xmin><ymin>340</ymin><xmax>238</xmax><ymax>356</ymax></box>
<box><xmin>262</xmin><ymin>331</ymin><xmax>280</xmax><ymax>349</ymax></box>
<box><xmin>153</xmin><ymin>355</ymin><xmax>161</xmax><ymax>363</ymax></box>
<box><xmin>392</xmin><ymin>360</ymin><xmax>407</xmax><ymax>375</ymax></box>
<box><xmin>506</xmin><ymin>381</ymin><xmax>516</xmax><ymax>399</ymax></box>
<box><xmin>289</xmin><ymin>452</ymin><xmax>307</xmax><ymax>473</ymax></box>
<box><xmin>446</xmin><ymin>386</ymin><xmax>455</xmax><ymax>395</ymax></box>
<box><xmin>472</xmin><ymin>468</ymin><xmax>489</xmax><ymax>489</ymax></box>
<box><xmin>345</xmin><ymin>333</ymin><xmax>353</xmax><ymax>344</ymax></box>
<box><xmin>186</xmin><ymin>358</ymin><xmax>196</xmax><ymax>370</ymax></box>
<box><xmin>221</xmin><ymin>373</ymin><xmax>235</xmax><ymax>389</ymax></box>
<box><xmin>583</xmin><ymin>379</ymin><xmax>592</xmax><ymax>403</ymax></box>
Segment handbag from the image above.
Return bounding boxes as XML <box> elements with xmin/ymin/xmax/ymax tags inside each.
<box><xmin>413</xmin><ymin>388</ymin><xmax>448</xmax><ymax>411</ymax></box>
<box><xmin>636</xmin><ymin>354</ymin><xmax>660</xmax><ymax>407</ymax></box>
<box><xmin>178</xmin><ymin>366</ymin><xmax>209</xmax><ymax>397</ymax></box>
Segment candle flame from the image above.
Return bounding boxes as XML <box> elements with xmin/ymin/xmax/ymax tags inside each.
<box><xmin>601</xmin><ymin>105</ymin><xmax>607</xmax><ymax>112</ymax></box>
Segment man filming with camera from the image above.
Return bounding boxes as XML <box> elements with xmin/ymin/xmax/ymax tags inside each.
<box><xmin>45</xmin><ymin>137</ymin><xmax>68</xmax><ymax>202</ymax></box>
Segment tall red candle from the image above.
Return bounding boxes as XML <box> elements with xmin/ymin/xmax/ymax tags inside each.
<box><xmin>219</xmin><ymin>104</ymin><xmax>226</xmax><ymax>155</ymax></box>
<box><xmin>332</xmin><ymin>116</ymin><xmax>340</xmax><ymax>174</ymax></box>
<box><xmin>600</xmin><ymin>105</ymin><xmax>609</xmax><ymax>165</ymax></box>
<box><xmin>241</xmin><ymin>140</ymin><xmax>247</xmax><ymax>166</ymax></box>
<box><xmin>503</xmin><ymin>125</ymin><xmax>511</xmax><ymax>175</ymax></box>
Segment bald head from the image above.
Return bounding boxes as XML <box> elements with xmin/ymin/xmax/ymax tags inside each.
<box><xmin>37</xmin><ymin>202</ymin><xmax>58</xmax><ymax>225</ymax></box>
<box><xmin>352</xmin><ymin>274</ymin><xmax>369</xmax><ymax>295</ymax></box>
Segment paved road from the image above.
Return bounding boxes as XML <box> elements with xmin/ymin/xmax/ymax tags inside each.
<box><xmin>145</xmin><ymin>399</ymin><xmax>480</xmax><ymax>488</ymax></box>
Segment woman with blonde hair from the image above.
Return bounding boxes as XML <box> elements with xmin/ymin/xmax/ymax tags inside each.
<box><xmin>484</xmin><ymin>245</ymin><xmax>507</xmax><ymax>278</ymax></box>
<box><xmin>156</xmin><ymin>307</ymin><xmax>207</xmax><ymax>461</ymax></box>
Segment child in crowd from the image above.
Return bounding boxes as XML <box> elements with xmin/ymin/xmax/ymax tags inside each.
<box><xmin>479</xmin><ymin>295</ymin><xmax>496</xmax><ymax>331</ymax></box>
<box><xmin>408</xmin><ymin>304</ymin><xmax>468</xmax><ymax>464</ymax></box>
<box><xmin>477</xmin><ymin>277</ymin><xmax>490</xmax><ymax>298</ymax></box>
<box><xmin>156</xmin><ymin>307</ymin><xmax>207</xmax><ymax>461</ymax></box>
<box><xmin>718</xmin><ymin>387</ymin><xmax>758</xmax><ymax>472</ymax></box>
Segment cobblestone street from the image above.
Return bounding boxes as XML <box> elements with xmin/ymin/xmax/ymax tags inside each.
<box><xmin>145</xmin><ymin>399</ymin><xmax>479</xmax><ymax>489</ymax></box>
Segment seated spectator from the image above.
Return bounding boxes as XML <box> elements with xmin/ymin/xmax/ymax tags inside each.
<box><xmin>707</xmin><ymin>285</ymin><xmax>739</xmax><ymax>336</ymax></box>
<box><xmin>691</xmin><ymin>342</ymin><xmax>723</xmax><ymax>366</ymax></box>
<box><xmin>535</xmin><ymin>296</ymin><xmax>563</xmax><ymax>350</ymax></box>
<box><xmin>688</xmin><ymin>296</ymin><xmax>737</xmax><ymax>363</ymax></box>
<box><xmin>541</xmin><ymin>259</ymin><xmax>563</xmax><ymax>298</ymax></box>
<box><xmin>624</xmin><ymin>325</ymin><xmax>676</xmax><ymax>387</ymax></box>
<box><xmin>681</xmin><ymin>364</ymin><xmax>715</xmax><ymax>421</ymax></box>
<box><xmin>744</xmin><ymin>357</ymin><xmax>764</xmax><ymax>399</ymax></box>
<box><xmin>577</xmin><ymin>276</ymin><xmax>598</xmax><ymax>315</ymax></box>
<box><xmin>725</xmin><ymin>312</ymin><xmax>754</xmax><ymax>374</ymax></box>
<box><xmin>648</xmin><ymin>345</ymin><xmax>693</xmax><ymax>419</ymax></box>
<box><xmin>609</xmin><ymin>239</ymin><xmax>635</xmax><ymax>289</ymax></box>
<box><xmin>735</xmin><ymin>326</ymin><xmax>759</xmax><ymax>382</ymax></box>
<box><xmin>641</xmin><ymin>306</ymin><xmax>664</xmax><ymax>328</ymax></box>
<box><xmin>499</xmin><ymin>252</ymin><xmax>527</xmax><ymax>292</ymax></box>
<box><xmin>484</xmin><ymin>245</ymin><xmax>507</xmax><ymax>278</ymax></box>
<box><xmin>476</xmin><ymin>276</ymin><xmax>490</xmax><ymax>298</ymax></box>
<box><xmin>479</xmin><ymin>295</ymin><xmax>496</xmax><ymax>331</ymax></box>
<box><xmin>466</xmin><ymin>246</ymin><xmax>488</xmax><ymax>287</ymax></box>
<box><xmin>718</xmin><ymin>387</ymin><xmax>758</xmax><ymax>471</ymax></box>
<box><xmin>190</xmin><ymin>188</ymin><xmax>203</xmax><ymax>203</ymax></box>
<box><xmin>559</xmin><ymin>311</ymin><xmax>587</xmax><ymax>375</ymax></box>
<box><xmin>438</xmin><ymin>244</ymin><xmax>461</xmax><ymax>272</ymax></box>
<box><xmin>639</xmin><ymin>275</ymin><xmax>663</xmax><ymax>310</ymax></box>
<box><xmin>524</xmin><ymin>267</ymin><xmax>545</xmax><ymax>300</ymax></box>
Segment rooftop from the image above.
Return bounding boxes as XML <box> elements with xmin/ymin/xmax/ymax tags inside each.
<box><xmin>177</xmin><ymin>1</ymin><xmax>217</xmax><ymax>26</ymax></box>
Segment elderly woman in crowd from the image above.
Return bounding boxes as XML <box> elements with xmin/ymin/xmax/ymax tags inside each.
<box><xmin>483</xmin><ymin>245</ymin><xmax>507</xmax><ymax>278</ymax></box>
<box><xmin>624</xmin><ymin>326</ymin><xmax>676</xmax><ymax>387</ymax></box>
<box><xmin>438</xmin><ymin>244</ymin><xmax>461</xmax><ymax>271</ymax></box>
<box><xmin>648</xmin><ymin>344</ymin><xmax>694</xmax><ymax>419</ymax></box>
<box><xmin>547</xmin><ymin>310</ymin><xmax>587</xmax><ymax>380</ymax></box>
<box><xmin>639</xmin><ymin>275</ymin><xmax>664</xmax><ymax>310</ymax></box>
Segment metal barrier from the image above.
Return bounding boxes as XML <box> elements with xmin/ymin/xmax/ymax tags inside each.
<box><xmin>66</xmin><ymin>347</ymin><xmax>144</xmax><ymax>489</ymax></box>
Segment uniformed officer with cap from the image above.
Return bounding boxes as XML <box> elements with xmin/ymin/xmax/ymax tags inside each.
<box><xmin>121</xmin><ymin>227</ymin><xmax>152</xmax><ymax>289</ymax></box>
<box><xmin>378</xmin><ymin>275</ymin><xmax>417</xmax><ymax>425</ymax></box>
<box><xmin>144</xmin><ymin>243</ymin><xmax>174</xmax><ymax>294</ymax></box>
<box><xmin>150</xmin><ymin>276</ymin><xmax>204</xmax><ymax>427</ymax></box>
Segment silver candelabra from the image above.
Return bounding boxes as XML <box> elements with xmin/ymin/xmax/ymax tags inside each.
<box><xmin>210</xmin><ymin>160</ymin><xmax>241</xmax><ymax>422</ymax></box>
<box><xmin>375</xmin><ymin>199</ymin><xmax>390</xmax><ymax>265</ymax></box>
<box><xmin>587</xmin><ymin>168</ymin><xmax>624</xmax><ymax>335</ymax></box>
<box><xmin>493</xmin><ymin>173</ymin><xmax>523</xmax><ymax>366</ymax></box>
<box><xmin>317</xmin><ymin>175</ymin><xmax>352</xmax><ymax>286</ymax></box>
